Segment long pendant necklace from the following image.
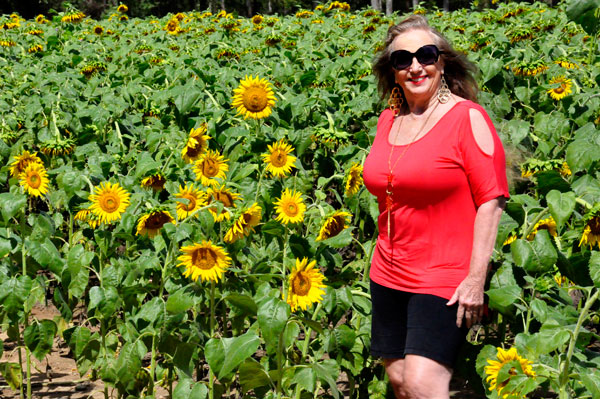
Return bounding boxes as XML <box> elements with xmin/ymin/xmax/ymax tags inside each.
<box><xmin>386</xmin><ymin>101</ymin><xmax>440</xmax><ymax>238</ymax></box>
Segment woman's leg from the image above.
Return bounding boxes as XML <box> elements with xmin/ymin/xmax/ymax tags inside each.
<box><xmin>384</xmin><ymin>355</ymin><xmax>451</xmax><ymax>399</ymax></box>
<box><xmin>384</xmin><ymin>358</ymin><xmax>406</xmax><ymax>399</ymax></box>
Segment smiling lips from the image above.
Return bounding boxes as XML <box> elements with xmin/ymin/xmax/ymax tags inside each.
<box><xmin>408</xmin><ymin>75</ymin><xmax>428</xmax><ymax>84</ymax></box>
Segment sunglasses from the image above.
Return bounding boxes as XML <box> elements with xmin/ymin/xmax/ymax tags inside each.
<box><xmin>390</xmin><ymin>44</ymin><xmax>443</xmax><ymax>70</ymax></box>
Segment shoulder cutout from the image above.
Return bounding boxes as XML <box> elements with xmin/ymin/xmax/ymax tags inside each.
<box><xmin>468</xmin><ymin>108</ymin><xmax>494</xmax><ymax>156</ymax></box>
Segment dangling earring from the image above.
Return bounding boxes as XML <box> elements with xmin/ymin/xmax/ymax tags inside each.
<box><xmin>388</xmin><ymin>86</ymin><xmax>403</xmax><ymax>115</ymax></box>
<box><xmin>437</xmin><ymin>75</ymin><xmax>451</xmax><ymax>104</ymax></box>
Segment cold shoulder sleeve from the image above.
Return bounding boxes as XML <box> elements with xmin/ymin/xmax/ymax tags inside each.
<box><xmin>458</xmin><ymin>104</ymin><xmax>510</xmax><ymax>207</ymax></box>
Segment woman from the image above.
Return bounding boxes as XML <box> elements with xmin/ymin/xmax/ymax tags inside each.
<box><xmin>363</xmin><ymin>15</ymin><xmax>509</xmax><ymax>399</ymax></box>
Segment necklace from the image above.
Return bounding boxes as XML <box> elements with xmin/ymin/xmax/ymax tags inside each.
<box><xmin>386</xmin><ymin>101</ymin><xmax>440</xmax><ymax>238</ymax></box>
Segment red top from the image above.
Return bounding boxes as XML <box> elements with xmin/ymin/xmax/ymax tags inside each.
<box><xmin>363</xmin><ymin>101</ymin><xmax>509</xmax><ymax>300</ymax></box>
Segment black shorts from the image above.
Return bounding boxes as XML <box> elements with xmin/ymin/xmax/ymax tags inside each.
<box><xmin>370</xmin><ymin>279</ymin><xmax>468</xmax><ymax>367</ymax></box>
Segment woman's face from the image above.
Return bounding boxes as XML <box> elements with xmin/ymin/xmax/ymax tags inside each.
<box><xmin>390</xmin><ymin>29</ymin><xmax>444</xmax><ymax>105</ymax></box>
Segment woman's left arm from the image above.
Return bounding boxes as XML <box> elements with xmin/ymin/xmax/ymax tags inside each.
<box><xmin>447</xmin><ymin>196</ymin><xmax>506</xmax><ymax>328</ymax></box>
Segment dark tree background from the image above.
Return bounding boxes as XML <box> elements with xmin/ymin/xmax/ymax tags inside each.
<box><xmin>1</xmin><ymin>0</ymin><xmax>483</xmax><ymax>19</ymax></box>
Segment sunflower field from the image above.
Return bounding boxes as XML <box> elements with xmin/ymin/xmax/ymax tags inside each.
<box><xmin>1</xmin><ymin>0</ymin><xmax>600</xmax><ymax>398</ymax></box>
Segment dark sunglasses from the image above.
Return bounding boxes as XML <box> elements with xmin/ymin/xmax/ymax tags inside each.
<box><xmin>390</xmin><ymin>44</ymin><xmax>443</xmax><ymax>70</ymax></box>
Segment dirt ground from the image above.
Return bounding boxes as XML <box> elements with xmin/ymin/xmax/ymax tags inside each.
<box><xmin>1</xmin><ymin>304</ymin><xmax>482</xmax><ymax>399</ymax></box>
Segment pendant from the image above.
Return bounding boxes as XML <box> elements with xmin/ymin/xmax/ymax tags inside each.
<box><xmin>386</xmin><ymin>174</ymin><xmax>393</xmax><ymax>238</ymax></box>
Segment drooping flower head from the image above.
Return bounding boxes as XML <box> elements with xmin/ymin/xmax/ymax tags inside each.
<box><xmin>177</xmin><ymin>241</ymin><xmax>231</xmax><ymax>282</ymax></box>
<box><xmin>274</xmin><ymin>188</ymin><xmax>306</xmax><ymax>225</ymax></box>
<box><xmin>117</xmin><ymin>4</ymin><xmax>128</xmax><ymax>13</ymax></box>
<box><xmin>89</xmin><ymin>182</ymin><xmax>130</xmax><ymax>224</ymax></box>
<box><xmin>174</xmin><ymin>184</ymin><xmax>207</xmax><ymax>220</ymax></box>
<box><xmin>136</xmin><ymin>209</ymin><xmax>174</xmax><ymax>238</ymax></box>
<box><xmin>579</xmin><ymin>206</ymin><xmax>600</xmax><ymax>250</ymax></box>
<box><xmin>484</xmin><ymin>347</ymin><xmax>535</xmax><ymax>398</ymax></box>
<box><xmin>224</xmin><ymin>203</ymin><xmax>262</xmax><ymax>243</ymax></box>
<box><xmin>316</xmin><ymin>211</ymin><xmax>352</xmax><ymax>241</ymax></box>
<box><xmin>206</xmin><ymin>185</ymin><xmax>241</xmax><ymax>222</ymax></box>
<box><xmin>19</xmin><ymin>163</ymin><xmax>49</xmax><ymax>197</ymax></box>
<box><xmin>286</xmin><ymin>258</ymin><xmax>326</xmax><ymax>311</ymax></box>
<box><xmin>344</xmin><ymin>163</ymin><xmax>363</xmax><ymax>196</ymax></box>
<box><xmin>140</xmin><ymin>172</ymin><xmax>166</xmax><ymax>191</ymax></box>
<box><xmin>74</xmin><ymin>208</ymin><xmax>101</xmax><ymax>229</ymax></box>
<box><xmin>547</xmin><ymin>75</ymin><xmax>572</xmax><ymax>101</ymax></box>
<box><xmin>193</xmin><ymin>149</ymin><xmax>228</xmax><ymax>187</ymax></box>
<box><xmin>9</xmin><ymin>150</ymin><xmax>43</xmax><ymax>178</ymax></box>
<box><xmin>261</xmin><ymin>140</ymin><xmax>297</xmax><ymax>178</ymax></box>
<box><xmin>232</xmin><ymin>75</ymin><xmax>277</xmax><ymax>120</ymax></box>
<box><xmin>526</xmin><ymin>217</ymin><xmax>557</xmax><ymax>240</ymax></box>
<box><xmin>182</xmin><ymin>124</ymin><xmax>211</xmax><ymax>163</ymax></box>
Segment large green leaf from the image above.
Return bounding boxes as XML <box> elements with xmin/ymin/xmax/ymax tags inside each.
<box><xmin>0</xmin><ymin>276</ymin><xmax>32</xmax><ymax>321</ymax></box>
<box><xmin>0</xmin><ymin>192</ymin><xmax>27</xmax><ymax>222</ymax></box>
<box><xmin>0</xmin><ymin>362</ymin><xmax>22</xmax><ymax>390</ymax></box>
<box><xmin>257</xmin><ymin>296</ymin><xmax>290</xmax><ymax>355</ymax></box>
<box><xmin>66</xmin><ymin>245</ymin><xmax>93</xmax><ymax>299</ymax></box>
<box><xmin>205</xmin><ymin>330</ymin><xmax>261</xmax><ymax>380</ymax></box>
<box><xmin>566</xmin><ymin>0</ymin><xmax>600</xmax><ymax>34</ymax></box>
<box><xmin>510</xmin><ymin>231</ymin><xmax>557</xmax><ymax>274</ymax></box>
<box><xmin>166</xmin><ymin>287</ymin><xmax>195</xmax><ymax>315</ymax></box>
<box><xmin>589</xmin><ymin>251</ymin><xmax>600</xmax><ymax>288</ymax></box>
<box><xmin>27</xmin><ymin>238</ymin><xmax>64</xmax><ymax>277</ymax></box>
<box><xmin>24</xmin><ymin>319</ymin><xmax>57</xmax><ymax>361</ymax></box>
<box><xmin>238</xmin><ymin>358</ymin><xmax>272</xmax><ymax>393</ymax></box>
<box><xmin>565</xmin><ymin>139</ymin><xmax>600</xmax><ymax>174</ymax></box>
<box><xmin>546</xmin><ymin>190</ymin><xmax>576</xmax><ymax>231</ymax></box>
<box><xmin>88</xmin><ymin>286</ymin><xmax>121</xmax><ymax>320</ymax></box>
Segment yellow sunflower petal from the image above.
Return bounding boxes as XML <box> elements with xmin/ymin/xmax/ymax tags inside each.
<box><xmin>232</xmin><ymin>75</ymin><xmax>277</xmax><ymax>120</ymax></box>
<box><xmin>177</xmin><ymin>240</ymin><xmax>231</xmax><ymax>282</ymax></box>
<box><xmin>285</xmin><ymin>258</ymin><xmax>326</xmax><ymax>311</ymax></box>
<box><xmin>89</xmin><ymin>182</ymin><xmax>131</xmax><ymax>224</ymax></box>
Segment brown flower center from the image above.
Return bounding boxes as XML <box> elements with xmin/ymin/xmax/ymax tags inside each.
<box><xmin>146</xmin><ymin>212</ymin><xmax>171</xmax><ymax>229</ymax></box>
<box><xmin>285</xmin><ymin>201</ymin><xmax>298</xmax><ymax>216</ymax></box>
<box><xmin>242</xmin><ymin>87</ymin><xmax>268</xmax><ymax>112</ymax></box>
<box><xmin>325</xmin><ymin>215</ymin><xmax>345</xmax><ymax>238</ymax></box>
<box><xmin>28</xmin><ymin>173</ymin><xmax>41</xmax><ymax>189</ymax></box>
<box><xmin>292</xmin><ymin>271</ymin><xmax>311</xmax><ymax>296</ymax></box>
<box><xmin>191</xmin><ymin>248</ymin><xmax>217</xmax><ymax>270</ymax></box>
<box><xmin>182</xmin><ymin>194</ymin><xmax>197</xmax><ymax>211</ymax></box>
<box><xmin>202</xmin><ymin>159</ymin><xmax>219</xmax><ymax>178</ymax></box>
<box><xmin>270</xmin><ymin>150</ymin><xmax>287</xmax><ymax>167</ymax></box>
<box><xmin>185</xmin><ymin>145</ymin><xmax>201</xmax><ymax>159</ymax></box>
<box><xmin>590</xmin><ymin>217</ymin><xmax>600</xmax><ymax>235</ymax></box>
<box><xmin>100</xmin><ymin>194</ymin><xmax>120</xmax><ymax>213</ymax></box>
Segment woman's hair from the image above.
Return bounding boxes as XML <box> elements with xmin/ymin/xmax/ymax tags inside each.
<box><xmin>373</xmin><ymin>15</ymin><xmax>478</xmax><ymax>109</ymax></box>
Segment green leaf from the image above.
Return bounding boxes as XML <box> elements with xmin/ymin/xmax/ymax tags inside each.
<box><xmin>166</xmin><ymin>287</ymin><xmax>195</xmax><ymax>314</ymax></box>
<box><xmin>0</xmin><ymin>192</ymin><xmax>27</xmax><ymax>222</ymax></box>
<box><xmin>66</xmin><ymin>245</ymin><xmax>93</xmax><ymax>299</ymax></box>
<box><xmin>312</xmin><ymin>359</ymin><xmax>341</xmax><ymax>399</ymax></box>
<box><xmin>24</xmin><ymin>319</ymin><xmax>57</xmax><ymax>361</ymax></box>
<box><xmin>173</xmin><ymin>378</ymin><xmax>209</xmax><ymax>399</ymax></box>
<box><xmin>332</xmin><ymin>324</ymin><xmax>356</xmax><ymax>351</ymax></box>
<box><xmin>589</xmin><ymin>252</ymin><xmax>600</xmax><ymax>288</ymax></box>
<box><xmin>480</xmin><ymin>57</ymin><xmax>503</xmax><ymax>84</ymax></box>
<box><xmin>0</xmin><ymin>362</ymin><xmax>22</xmax><ymax>390</ymax></box>
<box><xmin>510</xmin><ymin>232</ymin><xmax>557</xmax><ymax>274</ymax></box>
<box><xmin>318</xmin><ymin>227</ymin><xmax>353</xmax><ymax>248</ymax></box>
<box><xmin>487</xmin><ymin>285</ymin><xmax>521</xmax><ymax>310</ymax></box>
<box><xmin>173</xmin><ymin>342</ymin><xmax>196</xmax><ymax>378</ymax></box>
<box><xmin>291</xmin><ymin>366</ymin><xmax>316</xmax><ymax>393</ymax></box>
<box><xmin>135</xmin><ymin>152</ymin><xmax>160</xmax><ymax>178</ymax></box>
<box><xmin>503</xmin><ymin>119</ymin><xmax>530</xmax><ymax>145</ymax></box>
<box><xmin>566</xmin><ymin>0</ymin><xmax>600</xmax><ymax>34</ymax></box>
<box><xmin>530</xmin><ymin>298</ymin><xmax>549</xmax><ymax>324</ymax></box>
<box><xmin>580</xmin><ymin>368</ymin><xmax>600</xmax><ymax>399</ymax></box>
<box><xmin>174</xmin><ymin>85</ymin><xmax>202</xmax><ymax>114</ymax></box>
<box><xmin>546</xmin><ymin>190</ymin><xmax>576</xmax><ymax>231</ymax></box>
<box><xmin>535</xmin><ymin>320</ymin><xmax>570</xmax><ymax>354</ymax></box>
<box><xmin>566</xmin><ymin>139</ymin><xmax>600</xmax><ymax>174</ymax></box>
<box><xmin>205</xmin><ymin>330</ymin><xmax>261</xmax><ymax>380</ymax></box>
<box><xmin>224</xmin><ymin>293</ymin><xmax>257</xmax><ymax>316</ymax></box>
<box><xmin>257</xmin><ymin>296</ymin><xmax>290</xmax><ymax>355</ymax></box>
<box><xmin>239</xmin><ymin>358</ymin><xmax>272</xmax><ymax>393</ymax></box>
<box><xmin>88</xmin><ymin>286</ymin><xmax>121</xmax><ymax>320</ymax></box>
<box><xmin>27</xmin><ymin>238</ymin><xmax>64</xmax><ymax>277</ymax></box>
<box><xmin>475</xmin><ymin>345</ymin><xmax>498</xmax><ymax>375</ymax></box>
<box><xmin>0</xmin><ymin>276</ymin><xmax>32</xmax><ymax>321</ymax></box>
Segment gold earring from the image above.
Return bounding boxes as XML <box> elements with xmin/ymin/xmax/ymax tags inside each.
<box><xmin>437</xmin><ymin>75</ymin><xmax>451</xmax><ymax>104</ymax></box>
<box><xmin>388</xmin><ymin>86</ymin><xmax>403</xmax><ymax>115</ymax></box>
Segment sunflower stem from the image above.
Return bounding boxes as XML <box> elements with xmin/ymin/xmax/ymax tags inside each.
<box><xmin>254</xmin><ymin>166</ymin><xmax>266</xmax><ymax>204</ymax></box>
<box><xmin>282</xmin><ymin>228</ymin><xmax>289</xmax><ymax>301</ymax></box>
<box><xmin>294</xmin><ymin>303</ymin><xmax>322</xmax><ymax>399</ymax></box>
<box><xmin>209</xmin><ymin>280</ymin><xmax>216</xmax><ymax>399</ymax></box>
<box><xmin>521</xmin><ymin>208</ymin><xmax>549</xmax><ymax>240</ymax></box>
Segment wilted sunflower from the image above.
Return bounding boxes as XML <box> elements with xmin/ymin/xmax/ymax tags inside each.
<box><xmin>19</xmin><ymin>163</ymin><xmax>49</xmax><ymax>197</ymax></box>
<box><xmin>206</xmin><ymin>185</ymin><xmax>241</xmax><ymax>222</ymax></box>
<box><xmin>485</xmin><ymin>347</ymin><xmax>535</xmax><ymax>398</ymax></box>
<box><xmin>181</xmin><ymin>124</ymin><xmax>211</xmax><ymax>163</ymax></box>
<box><xmin>286</xmin><ymin>258</ymin><xmax>326</xmax><ymax>311</ymax></box>
<box><xmin>344</xmin><ymin>163</ymin><xmax>363</xmax><ymax>196</ymax></box>
<box><xmin>74</xmin><ymin>208</ymin><xmax>101</xmax><ymax>229</ymax></box>
<box><xmin>136</xmin><ymin>210</ymin><xmax>174</xmax><ymax>238</ymax></box>
<box><xmin>35</xmin><ymin>14</ymin><xmax>47</xmax><ymax>23</ymax></box>
<box><xmin>547</xmin><ymin>76</ymin><xmax>572</xmax><ymax>100</ymax></box>
<box><xmin>27</xmin><ymin>29</ymin><xmax>43</xmax><ymax>36</ymax></box>
<box><xmin>579</xmin><ymin>210</ymin><xmax>600</xmax><ymax>250</ymax></box>
<box><xmin>526</xmin><ymin>217</ymin><xmax>557</xmax><ymax>240</ymax></box>
<box><xmin>317</xmin><ymin>211</ymin><xmax>352</xmax><ymax>241</ymax></box>
<box><xmin>232</xmin><ymin>75</ymin><xmax>277</xmax><ymax>120</ymax></box>
<box><xmin>61</xmin><ymin>11</ymin><xmax>85</xmax><ymax>23</ymax></box>
<box><xmin>140</xmin><ymin>173</ymin><xmax>166</xmax><ymax>191</ymax></box>
<box><xmin>175</xmin><ymin>183</ymin><xmax>207</xmax><ymax>220</ymax></box>
<box><xmin>89</xmin><ymin>182</ymin><xmax>130</xmax><ymax>224</ymax></box>
<box><xmin>27</xmin><ymin>44</ymin><xmax>43</xmax><ymax>53</ymax></box>
<box><xmin>274</xmin><ymin>188</ymin><xmax>306</xmax><ymax>224</ymax></box>
<box><xmin>0</xmin><ymin>40</ymin><xmax>16</xmax><ymax>47</ymax></box>
<box><xmin>165</xmin><ymin>19</ymin><xmax>182</xmax><ymax>35</ymax></box>
<box><xmin>117</xmin><ymin>4</ymin><xmax>128</xmax><ymax>13</ymax></box>
<box><xmin>262</xmin><ymin>140</ymin><xmax>297</xmax><ymax>178</ymax></box>
<box><xmin>251</xmin><ymin>14</ymin><xmax>264</xmax><ymax>24</ymax></box>
<box><xmin>193</xmin><ymin>150</ymin><xmax>228</xmax><ymax>187</ymax></box>
<box><xmin>9</xmin><ymin>150</ymin><xmax>43</xmax><ymax>178</ymax></box>
<box><xmin>224</xmin><ymin>203</ymin><xmax>262</xmax><ymax>243</ymax></box>
<box><xmin>177</xmin><ymin>241</ymin><xmax>231</xmax><ymax>282</ymax></box>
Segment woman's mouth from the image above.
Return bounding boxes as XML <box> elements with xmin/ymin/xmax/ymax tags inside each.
<box><xmin>408</xmin><ymin>76</ymin><xmax>427</xmax><ymax>84</ymax></box>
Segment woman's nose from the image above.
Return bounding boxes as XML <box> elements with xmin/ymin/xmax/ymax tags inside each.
<box><xmin>408</xmin><ymin>56</ymin><xmax>423</xmax><ymax>72</ymax></box>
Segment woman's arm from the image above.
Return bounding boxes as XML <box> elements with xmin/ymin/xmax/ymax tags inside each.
<box><xmin>447</xmin><ymin>196</ymin><xmax>506</xmax><ymax>328</ymax></box>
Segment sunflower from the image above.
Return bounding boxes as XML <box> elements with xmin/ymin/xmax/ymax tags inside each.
<box><xmin>119</xmin><ymin>15</ymin><xmax>128</xmax><ymax>21</ymax></box>
<box><xmin>261</xmin><ymin>140</ymin><xmax>297</xmax><ymax>178</ymax></box>
<box><xmin>165</xmin><ymin>19</ymin><xmax>182</xmax><ymax>35</ymax></box>
<box><xmin>140</xmin><ymin>173</ymin><xmax>166</xmax><ymax>191</ymax></box>
<box><xmin>35</xmin><ymin>14</ymin><xmax>47</xmax><ymax>23</ymax></box>
<box><xmin>206</xmin><ymin>185</ymin><xmax>241</xmax><ymax>222</ymax></box>
<box><xmin>526</xmin><ymin>217</ymin><xmax>557</xmax><ymax>240</ymax></box>
<box><xmin>193</xmin><ymin>150</ymin><xmax>228</xmax><ymax>187</ymax></box>
<box><xmin>503</xmin><ymin>233</ymin><xmax>517</xmax><ymax>246</ymax></box>
<box><xmin>344</xmin><ymin>163</ymin><xmax>363</xmax><ymax>196</ymax></box>
<box><xmin>224</xmin><ymin>203</ymin><xmax>262</xmax><ymax>243</ymax></box>
<box><xmin>61</xmin><ymin>11</ymin><xmax>85</xmax><ymax>23</ymax></box>
<box><xmin>175</xmin><ymin>183</ymin><xmax>207</xmax><ymax>220</ymax></box>
<box><xmin>485</xmin><ymin>347</ymin><xmax>535</xmax><ymax>398</ymax></box>
<box><xmin>89</xmin><ymin>182</ymin><xmax>131</xmax><ymax>224</ymax></box>
<box><xmin>177</xmin><ymin>241</ymin><xmax>231</xmax><ymax>282</ymax></box>
<box><xmin>579</xmin><ymin>212</ymin><xmax>600</xmax><ymax>250</ymax></box>
<box><xmin>117</xmin><ymin>4</ymin><xmax>128</xmax><ymax>13</ymax></box>
<box><xmin>9</xmin><ymin>150</ymin><xmax>43</xmax><ymax>178</ymax></box>
<box><xmin>286</xmin><ymin>258</ymin><xmax>326</xmax><ymax>311</ymax></box>
<box><xmin>559</xmin><ymin>162</ymin><xmax>571</xmax><ymax>177</ymax></box>
<box><xmin>74</xmin><ymin>208</ymin><xmax>101</xmax><ymax>229</ymax></box>
<box><xmin>232</xmin><ymin>75</ymin><xmax>277</xmax><ymax>120</ymax></box>
<box><xmin>547</xmin><ymin>76</ymin><xmax>572</xmax><ymax>101</ymax></box>
<box><xmin>251</xmin><ymin>14</ymin><xmax>264</xmax><ymax>24</ymax></box>
<box><xmin>316</xmin><ymin>211</ymin><xmax>352</xmax><ymax>241</ymax></box>
<box><xmin>136</xmin><ymin>210</ymin><xmax>174</xmax><ymax>238</ymax></box>
<box><xmin>181</xmin><ymin>124</ymin><xmax>211</xmax><ymax>163</ymax></box>
<box><xmin>274</xmin><ymin>188</ymin><xmax>306</xmax><ymax>225</ymax></box>
<box><xmin>93</xmin><ymin>25</ymin><xmax>104</xmax><ymax>34</ymax></box>
<box><xmin>27</xmin><ymin>44</ymin><xmax>43</xmax><ymax>53</ymax></box>
<box><xmin>19</xmin><ymin>163</ymin><xmax>49</xmax><ymax>197</ymax></box>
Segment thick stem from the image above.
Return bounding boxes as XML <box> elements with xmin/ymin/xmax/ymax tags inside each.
<box><xmin>524</xmin><ymin>287</ymin><xmax>536</xmax><ymax>334</ymax></box>
<box><xmin>209</xmin><ymin>281</ymin><xmax>216</xmax><ymax>399</ymax></box>
<box><xmin>294</xmin><ymin>303</ymin><xmax>323</xmax><ymax>399</ymax></box>
<box><xmin>522</xmin><ymin>208</ymin><xmax>549</xmax><ymax>240</ymax></box>
<box><xmin>282</xmin><ymin>229</ymin><xmax>289</xmax><ymax>301</ymax></box>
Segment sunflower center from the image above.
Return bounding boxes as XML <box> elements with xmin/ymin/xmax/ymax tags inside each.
<box><xmin>590</xmin><ymin>217</ymin><xmax>600</xmax><ymax>235</ymax></box>
<box><xmin>146</xmin><ymin>213</ymin><xmax>170</xmax><ymax>229</ymax></box>
<box><xmin>100</xmin><ymin>194</ymin><xmax>120</xmax><ymax>213</ymax></box>
<box><xmin>292</xmin><ymin>271</ymin><xmax>311</xmax><ymax>296</ymax></box>
<box><xmin>285</xmin><ymin>201</ymin><xmax>298</xmax><ymax>216</ymax></box>
<box><xmin>202</xmin><ymin>159</ymin><xmax>219</xmax><ymax>177</ymax></box>
<box><xmin>27</xmin><ymin>173</ymin><xmax>41</xmax><ymax>189</ymax></box>
<box><xmin>554</xmin><ymin>85</ymin><xmax>566</xmax><ymax>94</ymax></box>
<box><xmin>192</xmin><ymin>248</ymin><xmax>217</xmax><ymax>270</ymax></box>
<box><xmin>242</xmin><ymin>86</ymin><xmax>268</xmax><ymax>113</ymax></box>
<box><xmin>186</xmin><ymin>145</ymin><xmax>201</xmax><ymax>158</ymax></box>
<box><xmin>327</xmin><ymin>216</ymin><xmax>345</xmax><ymax>237</ymax></box>
<box><xmin>216</xmin><ymin>192</ymin><xmax>233</xmax><ymax>207</ymax></box>
<box><xmin>270</xmin><ymin>150</ymin><xmax>287</xmax><ymax>167</ymax></box>
<box><xmin>182</xmin><ymin>194</ymin><xmax>197</xmax><ymax>211</ymax></box>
